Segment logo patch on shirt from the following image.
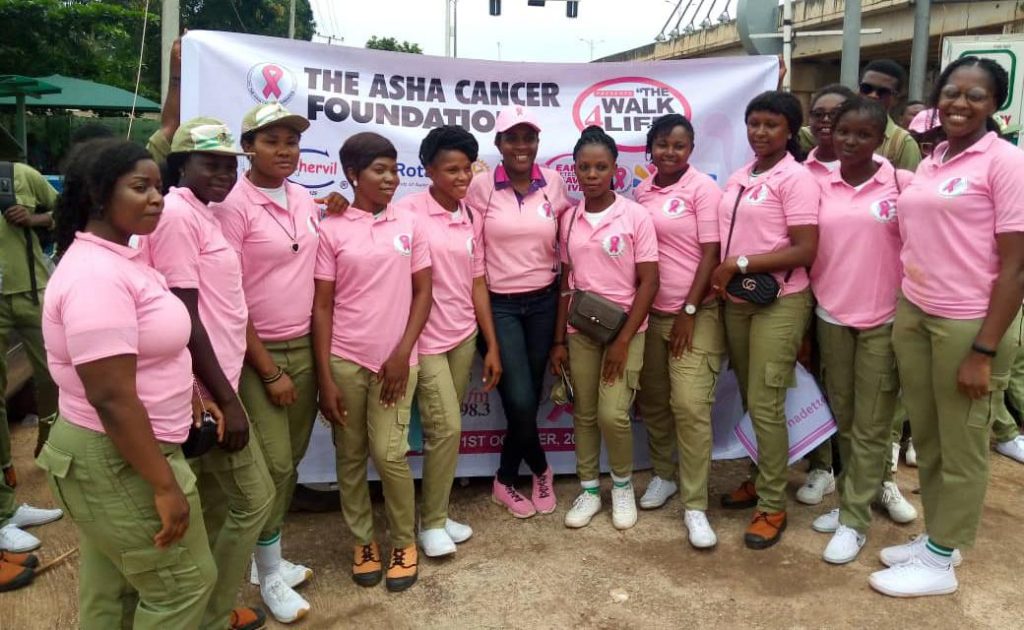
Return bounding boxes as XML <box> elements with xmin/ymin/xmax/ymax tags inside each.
<box><xmin>537</xmin><ymin>201</ymin><xmax>555</xmax><ymax>221</ymax></box>
<box><xmin>394</xmin><ymin>234</ymin><xmax>413</xmax><ymax>256</ymax></box>
<box><xmin>602</xmin><ymin>234</ymin><xmax>627</xmax><ymax>257</ymax></box>
<box><xmin>937</xmin><ymin>176</ymin><xmax>969</xmax><ymax>198</ymax></box>
<box><xmin>870</xmin><ymin>199</ymin><xmax>898</xmax><ymax>223</ymax></box>
<box><xmin>662</xmin><ymin>197</ymin><xmax>687</xmax><ymax>218</ymax></box>
<box><xmin>744</xmin><ymin>184</ymin><xmax>769</xmax><ymax>205</ymax></box>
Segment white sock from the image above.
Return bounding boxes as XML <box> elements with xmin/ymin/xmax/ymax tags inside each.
<box><xmin>255</xmin><ymin>533</ymin><xmax>283</xmax><ymax>581</ymax></box>
<box><xmin>611</xmin><ymin>473</ymin><xmax>631</xmax><ymax>488</ymax></box>
<box><xmin>921</xmin><ymin>537</ymin><xmax>954</xmax><ymax>569</ymax></box>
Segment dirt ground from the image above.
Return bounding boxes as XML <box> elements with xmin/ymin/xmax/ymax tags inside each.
<box><xmin>3</xmin><ymin>418</ymin><xmax>1023</xmax><ymax>630</ymax></box>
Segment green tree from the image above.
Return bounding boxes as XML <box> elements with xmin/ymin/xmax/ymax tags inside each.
<box><xmin>182</xmin><ymin>0</ymin><xmax>316</xmax><ymax>41</ymax></box>
<box><xmin>366</xmin><ymin>36</ymin><xmax>423</xmax><ymax>54</ymax></box>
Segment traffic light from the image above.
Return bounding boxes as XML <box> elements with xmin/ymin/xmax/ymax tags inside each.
<box><xmin>566</xmin><ymin>1</ymin><xmax>578</xmax><ymax>17</ymax></box>
<box><xmin>489</xmin><ymin>0</ymin><xmax>501</xmax><ymax>15</ymax></box>
<box><xmin>527</xmin><ymin>1</ymin><xmax>546</xmax><ymax>6</ymax></box>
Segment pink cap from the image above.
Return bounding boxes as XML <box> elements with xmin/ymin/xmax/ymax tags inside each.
<box><xmin>908</xmin><ymin>108</ymin><xmax>940</xmax><ymax>133</ymax></box>
<box><xmin>495</xmin><ymin>106</ymin><xmax>542</xmax><ymax>133</ymax></box>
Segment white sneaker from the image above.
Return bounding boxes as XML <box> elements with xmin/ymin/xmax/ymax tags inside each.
<box><xmin>823</xmin><ymin>525</ymin><xmax>866</xmax><ymax>564</ymax></box>
<box><xmin>869</xmin><ymin>557</ymin><xmax>958</xmax><ymax>598</ymax></box>
<box><xmin>995</xmin><ymin>435</ymin><xmax>1024</xmax><ymax>464</ymax></box>
<box><xmin>564</xmin><ymin>491</ymin><xmax>602</xmax><ymax>528</ymax></box>
<box><xmin>639</xmin><ymin>476</ymin><xmax>678</xmax><ymax>509</ymax></box>
<box><xmin>8</xmin><ymin>504</ymin><xmax>63</xmax><ymax>529</ymax></box>
<box><xmin>260</xmin><ymin>572</ymin><xmax>310</xmax><ymax>623</ymax></box>
<box><xmin>796</xmin><ymin>469</ymin><xmax>835</xmax><ymax>505</ymax></box>
<box><xmin>877</xmin><ymin>481</ymin><xmax>918</xmax><ymax>524</ymax></box>
<box><xmin>879</xmin><ymin>534</ymin><xmax>962</xmax><ymax>568</ymax></box>
<box><xmin>611</xmin><ymin>483</ymin><xmax>638</xmax><ymax>530</ymax></box>
<box><xmin>0</xmin><ymin>524</ymin><xmax>40</xmax><ymax>553</ymax></box>
<box><xmin>250</xmin><ymin>556</ymin><xmax>312</xmax><ymax>587</ymax></box>
<box><xmin>444</xmin><ymin>518</ymin><xmax>473</xmax><ymax>544</ymax></box>
<box><xmin>905</xmin><ymin>438</ymin><xmax>918</xmax><ymax>467</ymax></box>
<box><xmin>418</xmin><ymin>528</ymin><xmax>456</xmax><ymax>558</ymax></box>
<box><xmin>812</xmin><ymin>508</ymin><xmax>840</xmax><ymax>534</ymax></box>
<box><xmin>890</xmin><ymin>442</ymin><xmax>900</xmax><ymax>474</ymax></box>
<box><xmin>683</xmin><ymin>510</ymin><xmax>717</xmax><ymax>549</ymax></box>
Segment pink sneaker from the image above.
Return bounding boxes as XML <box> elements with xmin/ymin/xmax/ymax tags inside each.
<box><xmin>531</xmin><ymin>467</ymin><xmax>556</xmax><ymax>514</ymax></box>
<box><xmin>491</xmin><ymin>478</ymin><xmax>537</xmax><ymax>518</ymax></box>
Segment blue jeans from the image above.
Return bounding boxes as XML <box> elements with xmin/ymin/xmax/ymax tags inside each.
<box><xmin>482</xmin><ymin>283</ymin><xmax>557</xmax><ymax>484</ymax></box>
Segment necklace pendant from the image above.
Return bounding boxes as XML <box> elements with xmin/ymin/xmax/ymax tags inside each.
<box><xmin>292</xmin><ymin>243</ymin><xmax>299</xmax><ymax>253</ymax></box>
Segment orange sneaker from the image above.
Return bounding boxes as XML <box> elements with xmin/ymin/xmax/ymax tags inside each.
<box><xmin>385</xmin><ymin>544</ymin><xmax>418</xmax><ymax>592</ymax></box>
<box><xmin>720</xmin><ymin>480</ymin><xmax>758</xmax><ymax>510</ymax></box>
<box><xmin>744</xmin><ymin>511</ymin><xmax>787</xmax><ymax>550</ymax></box>
<box><xmin>352</xmin><ymin>541</ymin><xmax>383</xmax><ymax>587</ymax></box>
<box><xmin>3</xmin><ymin>465</ymin><xmax>15</xmax><ymax>489</ymax></box>
<box><xmin>0</xmin><ymin>560</ymin><xmax>33</xmax><ymax>592</ymax></box>
<box><xmin>229</xmin><ymin>606</ymin><xmax>267</xmax><ymax>630</ymax></box>
<box><xmin>0</xmin><ymin>550</ymin><xmax>38</xmax><ymax>569</ymax></box>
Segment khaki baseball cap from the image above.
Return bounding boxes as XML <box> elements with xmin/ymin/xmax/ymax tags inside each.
<box><xmin>171</xmin><ymin>117</ymin><xmax>251</xmax><ymax>156</ymax></box>
<box><xmin>241</xmin><ymin>102</ymin><xmax>310</xmax><ymax>135</ymax></box>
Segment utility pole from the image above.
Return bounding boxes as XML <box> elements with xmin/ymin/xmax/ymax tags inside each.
<box><xmin>444</xmin><ymin>0</ymin><xmax>452</xmax><ymax>56</ymax></box>
<box><xmin>579</xmin><ymin>38</ymin><xmax>604</xmax><ymax>61</ymax></box>
<box><xmin>161</xmin><ymin>0</ymin><xmax>180</xmax><ymax>104</ymax></box>
<box><xmin>781</xmin><ymin>0</ymin><xmax>793</xmax><ymax>91</ymax></box>
<box><xmin>840</xmin><ymin>0</ymin><xmax>863</xmax><ymax>88</ymax></box>
<box><xmin>908</xmin><ymin>0</ymin><xmax>931</xmax><ymax>101</ymax></box>
<box><xmin>289</xmin><ymin>0</ymin><xmax>296</xmax><ymax>38</ymax></box>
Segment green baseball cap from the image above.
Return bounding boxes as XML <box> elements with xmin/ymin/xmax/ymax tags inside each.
<box><xmin>171</xmin><ymin>117</ymin><xmax>251</xmax><ymax>156</ymax></box>
<box><xmin>241</xmin><ymin>102</ymin><xmax>310</xmax><ymax>135</ymax></box>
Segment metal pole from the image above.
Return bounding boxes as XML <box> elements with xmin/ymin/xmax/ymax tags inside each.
<box><xmin>288</xmin><ymin>0</ymin><xmax>296</xmax><ymax>38</ymax></box>
<box><xmin>840</xmin><ymin>0</ymin><xmax>863</xmax><ymax>88</ymax></box>
<box><xmin>161</xmin><ymin>0</ymin><xmax>180</xmax><ymax>104</ymax></box>
<box><xmin>909</xmin><ymin>0</ymin><xmax>931</xmax><ymax>101</ymax></box>
<box><xmin>782</xmin><ymin>0</ymin><xmax>793</xmax><ymax>91</ymax></box>
<box><xmin>445</xmin><ymin>0</ymin><xmax>452</xmax><ymax>57</ymax></box>
<box><xmin>453</xmin><ymin>0</ymin><xmax>458</xmax><ymax>58</ymax></box>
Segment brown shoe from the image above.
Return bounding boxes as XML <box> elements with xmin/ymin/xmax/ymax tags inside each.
<box><xmin>229</xmin><ymin>606</ymin><xmax>267</xmax><ymax>630</ymax></box>
<box><xmin>720</xmin><ymin>480</ymin><xmax>758</xmax><ymax>510</ymax></box>
<box><xmin>744</xmin><ymin>511</ymin><xmax>787</xmax><ymax>549</ymax></box>
<box><xmin>0</xmin><ymin>560</ymin><xmax>33</xmax><ymax>592</ymax></box>
<box><xmin>3</xmin><ymin>465</ymin><xmax>15</xmax><ymax>489</ymax></box>
<box><xmin>0</xmin><ymin>550</ymin><xmax>38</xmax><ymax>569</ymax></box>
<box><xmin>352</xmin><ymin>542</ymin><xmax>383</xmax><ymax>587</ymax></box>
<box><xmin>385</xmin><ymin>544</ymin><xmax>418</xmax><ymax>592</ymax></box>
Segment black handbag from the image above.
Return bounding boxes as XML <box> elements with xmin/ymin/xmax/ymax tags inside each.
<box><xmin>182</xmin><ymin>383</ymin><xmax>218</xmax><ymax>459</ymax></box>
<box><xmin>565</xmin><ymin>205</ymin><xmax>628</xmax><ymax>345</ymax></box>
<box><xmin>722</xmin><ymin>184</ymin><xmax>792</xmax><ymax>306</ymax></box>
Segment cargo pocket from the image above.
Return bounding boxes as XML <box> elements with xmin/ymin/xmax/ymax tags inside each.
<box><xmin>121</xmin><ymin>545</ymin><xmax>186</xmax><ymax>595</ymax></box>
<box><xmin>616</xmin><ymin>370</ymin><xmax>642</xmax><ymax>415</ymax></box>
<box><xmin>869</xmin><ymin>372</ymin><xmax>900</xmax><ymax>426</ymax></box>
<box><xmin>416</xmin><ymin>377</ymin><xmax>451</xmax><ymax>440</ymax></box>
<box><xmin>966</xmin><ymin>373</ymin><xmax>1009</xmax><ymax>430</ymax></box>
<box><xmin>704</xmin><ymin>354</ymin><xmax>723</xmax><ymax>403</ymax></box>
<box><xmin>385</xmin><ymin>409</ymin><xmax>412</xmax><ymax>462</ymax></box>
<box><xmin>35</xmin><ymin>442</ymin><xmax>94</xmax><ymax>523</ymax></box>
<box><xmin>764</xmin><ymin>361</ymin><xmax>797</xmax><ymax>390</ymax></box>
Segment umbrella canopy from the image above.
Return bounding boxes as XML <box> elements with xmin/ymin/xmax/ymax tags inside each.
<box><xmin>0</xmin><ymin>74</ymin><xmax>160</xmax><ymax>112</ymax></box>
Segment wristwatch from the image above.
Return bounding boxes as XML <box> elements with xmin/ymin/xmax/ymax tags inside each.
<box><xmin>737</xmin><ymin>255</ymin><xmax>750</xmax><ymax>274</ymax></box>
<box><xmin>683</xmin><ymin>303</ymin><xmax>698</xmax><ymax>316</ymax></box>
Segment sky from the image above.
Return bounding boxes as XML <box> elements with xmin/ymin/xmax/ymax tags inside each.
<box><xmin>309</xmin><ymin>0</ymin><xmax>740</xmax><ymax>63</ymax></box>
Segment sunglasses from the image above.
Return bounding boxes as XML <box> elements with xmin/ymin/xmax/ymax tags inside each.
<box><xmin>809</xmin><ymin>109</ymin><xmax>839</xmax><ymax>123</ymax></box>
<box><xmin>859</xmin><ymin>82</ymin><xmax>895</xmax><ymax>99</ymax></box>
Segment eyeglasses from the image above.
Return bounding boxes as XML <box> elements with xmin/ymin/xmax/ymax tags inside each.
<box><xmin>809</xmin><ymin>109</ymin><xmax>839</xmax><ymax>123</ymax></box>
<box><xmin>859</xmin><ymin>82</ymin><xmax>894</xmax><ymax>99</ymax></box>
<box><xmin>938</xmin><ymin>85</ymin><xmax>992</xmax><ymax>104</ymax></box>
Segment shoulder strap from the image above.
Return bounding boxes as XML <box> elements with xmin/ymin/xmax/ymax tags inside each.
<box><xmin>722</xmin><ymin>185</ymin><xmax>746</xmax><ymax>260</ymax></box>
<box><xmin>0</xmin><ymin>161</ymin><xmax>15</xmax><ymax>210</ymax></box>
<box><xmin>564</xmin><ymin>203</ymin><xmax>579</xmax><ymax>290</ymax></box>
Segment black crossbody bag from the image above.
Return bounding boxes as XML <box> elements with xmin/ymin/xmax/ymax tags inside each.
<box><xmin>565</xmin><ymin>205</ymin><xmax>628</xmax><ymax>345</ymax></box>
<box><xmin>722</xmin><ymin>185</ymin><xmax>793</xmax><ymax>305</ymax></box>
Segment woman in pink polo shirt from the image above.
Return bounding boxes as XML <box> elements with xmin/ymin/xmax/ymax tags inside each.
<box><xmin>711</xmin><ymin>91</ymin><xmax>819</xmax><ymax>550</ymax></box>
<box><xmin>803</xmin><ymin>84</ymin><xmax>855</xmax><ymax>181</ymax></box>
<box><xmin>632</xmin><ymin>114</ymin><xmax>724</xmax><ymax>548</ymax></box>
<box><xmin>214</xmin><ymin>102</ymin><xmax>317</xmax><ymax>621</ymax></box>
<box><xmin>870</xmin><ymin>57</ymin><xmax>1024</xmax><ymax>598</ymax></box>
<box><xmin>551</xmin><ymin>126</ymin><xmax>659</xmax><ymax>531</ymax></box>
<box><xmin>39</xmin><ymin>139</ymin><xmax>216</xmax><ymax>627</ymax></box>
<box><xmin>803</xmin><ymin>97</ymin><xmax>915</xmax><ymax>565</ymax></box>
<box><xmin>464</xmin><ymin>106</ymin><xmax>573</xmax><ymax>518</ymax></box>
<box><xmin>393</xmin><ymin>126</ymin><xmax>502</xmax><ymax>558</ymax></box>
<box><xmin>314</xmin><ymin>132</ymin><xmax>432</xmax><ymax>592</ymax></box>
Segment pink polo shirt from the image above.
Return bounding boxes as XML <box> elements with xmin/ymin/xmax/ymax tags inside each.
<box><xmin>464</xmin><ymin>164</ymin><xmax>573</xmax><ymax>294</ymax></box>
<box><xmin>42</xmin><ymin>233</ymin><xmax>193</xmax><ymax>443</ymax></box>
<box><xmin>899</xmin><ymin>132</ymin><xmax>1024</xmax><ymax>319</ymax></box>
<box><xmin>718</xmin><ymin>153</ymin><xmax>820</xmax><ymax>297</ymax></box>
<box><xmin>804</xmin><ymin>147</ymin><xmax>839</xmax><ymax>179</ymax></box>
<box><xmin>560</xmin><ymin>194</ymin><xmax>659</xmax><ymax>333</ymax></box>
<box><xmin>140</xmin><ymin>187</ymin><xmax>249</xmax><ymax>389</ymax></box>
<box><xmin>634</xmin><ymin>167</ymin><xmax>723</xmax><ymax>313</ymax></box>
<box><xmin>315</xmin><ymin>205</ymin><xmax>431</xmax><ymax>372</ymax></box>
<box><xmin>811</xmin><ymin>159</ymin><xmax>912</xmax><ymax>329</ymax></box>
<box><xmin>393</xmin><ymin>191</ymin><xmax>483</xmax><ymax>355</ymax></box>
<box><xmin>214</xmin><ymin>175</ymin><xmax>319</xmax><ymax>341</ymax></box>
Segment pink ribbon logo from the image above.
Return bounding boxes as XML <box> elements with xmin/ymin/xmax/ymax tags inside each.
<box><xmin>262</xmin><ymin>65</ymin><xmax>284</xmax><ymax>99</ymax></box>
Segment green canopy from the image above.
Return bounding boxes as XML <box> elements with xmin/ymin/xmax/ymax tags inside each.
<box><xmin>0</xmin><ymin>74</ymin><xmax>160</xmax><ymax>112</ymax></box>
